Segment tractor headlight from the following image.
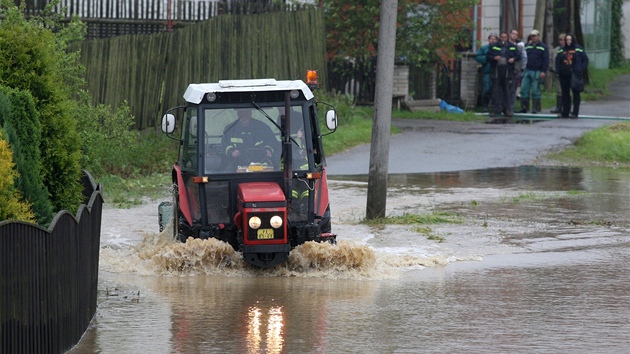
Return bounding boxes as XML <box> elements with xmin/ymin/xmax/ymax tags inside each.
<box><xmin>270</xmin><ymin>215</ymin><xmax>283</xmax><ymax>229</ymax></box>
<box><xmin>249</xmin><ymin>216</ymin><xmax>262</xmax><ymax>229</ymax></box>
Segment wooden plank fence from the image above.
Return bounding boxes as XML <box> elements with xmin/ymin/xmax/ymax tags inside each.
<box><xmin>69</xmin><ymin>8</ymin><xmax>328</xmax><ymax>130</ymax></box>
<box><xmin>0</xmin><ymin>171</ymin><xmax>103</xmax><ymax>354</ymax></box>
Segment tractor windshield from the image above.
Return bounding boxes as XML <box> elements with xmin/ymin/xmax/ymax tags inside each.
<box><xmin>202</xmin><ymin>106</ymin><xmax>308</xmax><ymax>174</ymax></box>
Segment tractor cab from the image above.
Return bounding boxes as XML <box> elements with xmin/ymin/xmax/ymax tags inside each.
<box><xmin>159</xmin><ymin>77</ymin><xmax>338</xmax><ymax>268</ymax></box>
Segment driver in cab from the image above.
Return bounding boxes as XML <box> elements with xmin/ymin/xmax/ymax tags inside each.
<box><xmin>222</xmin><ymin>108</ymin><xmax>277</xmax><ymax>171</ymax></box>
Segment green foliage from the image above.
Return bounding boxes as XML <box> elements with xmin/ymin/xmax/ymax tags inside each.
<box><xmin>77</xmin><ymin>99</ymin><xmax>139</xmax><ymax>177</ymax></box>
<box><xmin>610</xmin><ymin>0</ymin><xmax>625</xmax><ymax>68</ymax></box>
<box><xmin>547</xmin><ymin>121</ymin><xmax>630</xmax><ymax>165</ymax></box>
<box><xmin>315</xmin><ymin>90</ymin><xmax>375</xmax><ymax>155</ymax></box>
<box><xmin>361</xmin><ymin>211</ymin><xmax>461</xmax><ymax>225</ymax></box>
<box><xmin>392</xmin><ymin>108</ymin><xmax>484</xmax><ymax>122</ymax></box>
<box><xmin>571</xmin><ymin>123</ymin><xmax>630</xmax><ymax>163</ymax></box>
<box><xmin>100</xmin><ymin>173</ymin><xmax>172</xmax><ymax>208</ymax></box>
<box><xmin>322</xmin><ymin>0</ymin><xmax>382</xmax><ymax>58</ymax></box>
<box><xmin>322</xmin><ymin>0</ymin><xmax>477</xmax><ymax>64</ymax></box>
<box><xmin>0</xmin><ymin>1</ymin><xmax>84</xmax><ymax>212</ymax></box>
<box><xmin>0</xmin><ymin>129</ymin><xmax>35</xmax><ymax>222</ymax></box>
<box><xmin>0</xmin><ymin>86</ymin><xmax>54</xmax><ymax>225</ymax></box>
<box><xmin>396</xmin><ymin>0</ymin><xmax>478</xmax><ymax>63</ymax></box>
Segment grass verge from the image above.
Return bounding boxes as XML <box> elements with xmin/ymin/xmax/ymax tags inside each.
<box><xmin>545</xmin><ymin>122</ymin><xmax>630</xmax><ymax>167</ymax></box>
<box><xmin>360</xmin><ymin>211</ymin><xmax>461</xmax><ymax>242</ymax></box>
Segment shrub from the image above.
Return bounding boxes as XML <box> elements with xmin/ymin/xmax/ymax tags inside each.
<box><xmin>0</xmin><ymin>87</ymin><xmax>53</xmax><ymax>224</ymax></box>
<box><xmin>77</xmin><ymin>99</ymin><xmax>138</xmax><ymax>177</ymax></box>
<box><xmin>0</xmin><ymin>2</ymin><xmax>83</xmax><ymax>212</ymax></box>
<box><xmin>0</xmin><ymin>129</ymin><xmax>35</xmax><ymax>222</ymax></box>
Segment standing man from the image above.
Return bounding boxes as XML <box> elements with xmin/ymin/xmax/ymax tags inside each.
<box><xmin>476</xmin><ymin>33</ymin><xmax>498</xmax><ymax>112</ymax></box>
<box><xmin>517</xmin><ymin>29</ymin><xmax>549</xmax><ymax>114</ymax></box>
<box><xmin>486</xmin><ymin>31</ymin><xmax>521</xmax><ymax>121</ymax></box>
<box><xmin>509</xmin><ymin>29</ymin><xmax>527</xmax><ymax>110</ymax></box>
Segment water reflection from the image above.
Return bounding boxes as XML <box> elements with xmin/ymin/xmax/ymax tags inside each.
<box><xmin>332</xmin><ymin>165</ymin><xmax>590</xmax><ymax>191</ymax></box>
<box><xmin>69</xmin><ymin>166</ymin><xmax>630</xmax><ymax>353</ymax></box>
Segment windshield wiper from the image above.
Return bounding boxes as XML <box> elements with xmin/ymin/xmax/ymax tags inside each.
<box><xmin>251</xmin><ymin>101</ymin><xmax>300</xmax><ymax>147</ymax></box>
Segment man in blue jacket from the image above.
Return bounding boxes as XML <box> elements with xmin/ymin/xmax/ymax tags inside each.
<box><xmin>476</xmin><ymin>33</ymin><xmax>498</xmax><ymax>112</ymax></box>
<box><xmin>517</xmin><ymin>29</ymin><xmax>549</xmax><ymax>114</ymax></box>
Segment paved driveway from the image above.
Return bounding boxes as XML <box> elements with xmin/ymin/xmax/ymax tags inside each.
<box><xmin>326</xmin><ymin>75</ymin><xmax>630</xmax><ymax>176</ymax></box>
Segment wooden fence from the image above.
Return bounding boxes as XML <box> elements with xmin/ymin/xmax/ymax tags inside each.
<box><xmin>0</xmin><ymin>171</ymin><xmax>103</xmax><ymax>354</ymax></box>
<box><xmin>69</xmin><ymin>8</ymin><xmax>328</xmax><ymax>130</ymax></box>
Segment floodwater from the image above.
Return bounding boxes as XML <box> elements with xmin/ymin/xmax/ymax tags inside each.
<box><xmin>69</xmin><ymin>166</ymin><xmax>630</xmax><ymax>353</ymax></box>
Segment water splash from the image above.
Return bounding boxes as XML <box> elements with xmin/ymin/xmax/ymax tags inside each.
<box><xmin>100</xmin><ymin>221</ymin><xmax>452</xmax><ymax>278</ymax></box>
<box><xmin>286</xmin><ymin>240</ymin><xmax>376</xmax><ymax>272</ymax></box>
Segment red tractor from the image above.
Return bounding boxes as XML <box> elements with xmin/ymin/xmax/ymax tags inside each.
<box><xmin>158</xmin><ymin>76</ymin><xmax>338</xmax><ymax>268</ymax></box>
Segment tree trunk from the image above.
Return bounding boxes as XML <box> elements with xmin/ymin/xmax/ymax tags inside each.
<box><xmin>366</xmin><ymin>0</ymin><xmax>397</xmax><ymax>220</ymax></box>
<box><xmin>534</xmin><ymin>0</ymin><xmax>546</xmax><ymax>35</ymax></box>
<box><xmin>544</xmin><ymin>0</ymin><xmax>555</xmax><ymax>90</ymax></box>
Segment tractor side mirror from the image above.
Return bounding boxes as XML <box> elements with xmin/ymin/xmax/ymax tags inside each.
<box><xmin>161</xmin><ymin>114</ymin><xmax>176</xmax><ymax>134</ymax></box>
<box><xmin>325</xmin><ymin>109</ymin><xmax>337</xmax><ymax>131</ymax></box>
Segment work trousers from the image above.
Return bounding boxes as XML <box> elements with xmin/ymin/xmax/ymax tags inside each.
<box><xmin>491</xmin><ymin>75</ymin><xmax>513</xmax><ymax>114</ymax></box>
<box><xmin>520</xmin><ymin>69</ymin><xmax>542</xmax><ymax>100</ymax></box>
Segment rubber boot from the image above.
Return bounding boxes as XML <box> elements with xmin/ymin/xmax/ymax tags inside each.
<box><xmin>550</xmin><ymin>95</ymin><xmax>562</xmax><ymax>113</ymax></box>
<box><xmin>516</xmin><ymin>99</ymin><xmax>529</xmax><ymax>113</ymax></box>
<box><xmin>532</xmin><ymin>99</ymin><xmax>541</xmax><ymax>114</ymax></box>
<box><xmin>481</xmin><ymin>94</ymin><xmax>490</xmax><ymax>113</ymax></box>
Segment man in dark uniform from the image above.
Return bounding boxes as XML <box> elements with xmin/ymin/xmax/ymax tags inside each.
<box><xmin>476</xmin><ymin>33</ymin><xmax>498</xmax><ymax>112</ymax></box>
<box><xmin>222</xmin><ymin>108</ymin><xmax>277</xmax><ymax>171</ymax></box>
<box><xmin>517</xmin><ymin>29</ymin><xmax>549</xmax><ymax>114</ymax></box>
<box><xmin>486</xmin><ymin>31</ymin><xmax>521</xmax><ymax>122</ymax></box>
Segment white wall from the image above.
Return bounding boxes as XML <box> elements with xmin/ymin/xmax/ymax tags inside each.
<box><xmin>480</xmin><ymin>0</ymin><xmax>501</xmax><ymax>41</ymax></box>
<box><xmin>479</xmin><ymin>0</ymin><xmax>537</xmax><ymax>41</ymax></box>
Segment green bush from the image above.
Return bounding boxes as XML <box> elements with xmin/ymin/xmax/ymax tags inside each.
<box><xmin>76</xmin><ymin>96</ymin><xmax>178</xmax><ymax>179</ymax></box>
<box><xmin>77</xmin><ymin>100</ymin><xmax>138</xmax><ymax>177</ymax></box>
<box><xmin>0</xmin><ymin>2</ymin><xmax>83</xmax><ymax>212</ymax></box>
<box><xmin>0</xmin><ymin>87</ymin><xmax>53</xmax><ymax>224</ymax></box>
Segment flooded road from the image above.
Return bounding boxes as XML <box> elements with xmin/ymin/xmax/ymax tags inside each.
<box><xmin>69</xmin><ymin>166</ymin><xmax>630</xmax><ymax>353</ymax></box>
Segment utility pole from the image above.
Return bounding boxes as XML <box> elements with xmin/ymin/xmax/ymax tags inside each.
<box><xmin>366</xmin><ymin>0</ymin><xmax>398</xmax><ymax>220</ymax></box>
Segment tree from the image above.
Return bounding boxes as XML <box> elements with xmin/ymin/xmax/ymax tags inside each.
<box><xmin>0</xmin><ymin>87</ymin><xmax>54</xmax><ymax>225</ymax></box>
<box><xmin>0</xmin><ymin>1</ymin><xmax>85</xmax><ymax>212</ymax></box>
<box><xmin>610</xmin><ymin>0</ymin><xmax>625</xmax><ymax>68</ymax></box>
<box><xmin>323</xmin><ymin>0</ymin><xmax>477</xmax><ymax>65</ymax></box>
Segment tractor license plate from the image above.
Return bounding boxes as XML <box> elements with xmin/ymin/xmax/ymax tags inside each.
<box><xmin>257</xmin><ymin>229</ymin><xmax>274</xmax><ymax>239</ymax></box>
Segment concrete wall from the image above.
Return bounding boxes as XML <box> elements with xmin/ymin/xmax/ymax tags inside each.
<box><xmin>393</xmin><ymin>65</ymin><xmax>409</xmax><ymax>98</ymax></box>
<box><xmin>460</xmin><ymin>53</ymin><xmax>479</xmax><ymax>110</ymax></box>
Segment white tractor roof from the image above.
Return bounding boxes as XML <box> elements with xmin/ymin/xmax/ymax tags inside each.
<box><xmin>183</xmin><ymin>78</ymin><xmax>314</xmax><ymax>104</ymax></box>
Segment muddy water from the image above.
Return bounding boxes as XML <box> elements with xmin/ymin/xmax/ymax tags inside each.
<box><xmin>69</xmin><ymin>166</ymin><xmax>630</xmax><ymax>353</ymax></box>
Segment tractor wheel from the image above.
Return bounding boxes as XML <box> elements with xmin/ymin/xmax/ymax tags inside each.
<box><xmin>172</xmin><ymin>183</ymin><xmax>188</xmax><ymax>243</ymax></box>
